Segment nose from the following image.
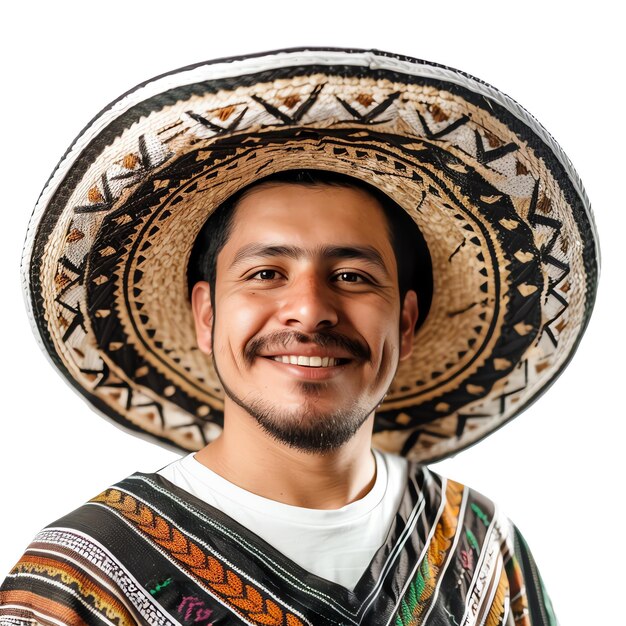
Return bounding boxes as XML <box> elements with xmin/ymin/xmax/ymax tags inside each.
<box><xmin>277</xmin><ymin>272</ymin><xmax>339</xmax><ymax>331</ymax></box>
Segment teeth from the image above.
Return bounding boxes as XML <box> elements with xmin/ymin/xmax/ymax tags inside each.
<box><xmin>271</xmin><ymin>355</ymin><xmax>341</xmax><ymax>367</ymax></box>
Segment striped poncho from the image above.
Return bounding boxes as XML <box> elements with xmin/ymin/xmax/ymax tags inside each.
<box><xmin>1</xmin><ymin>466</ymin><xmax>556</xmax><ymax>625</ymax></box>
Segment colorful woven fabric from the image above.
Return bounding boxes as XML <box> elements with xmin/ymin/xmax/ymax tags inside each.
<box><xmin>0</xmin><ymin>466</ymin><xmax>556</xmax><ymax>625</ymax></box>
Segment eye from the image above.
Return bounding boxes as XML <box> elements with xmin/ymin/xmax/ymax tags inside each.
<box><xmin>333</xmin><ymin>271</ymin><xmax>368</xmax><ymax>284</ymax></box>
<box><xmin>249</xmin><ymin>269</ymin><xmax>281</xmax><ymax>280</ymax></box>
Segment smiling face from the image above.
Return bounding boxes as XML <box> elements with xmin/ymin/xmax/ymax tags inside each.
<box><xmin>191</xmin><ymin>183</ymin><xmax>418</xmax><ymax>452</ymax></box>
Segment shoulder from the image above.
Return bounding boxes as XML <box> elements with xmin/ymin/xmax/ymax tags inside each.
<box><xmin>0</xmin><ymin>472</ymin><xmax>147</xmax><ymax>568</ymax></box>
<box><xmin>409</xmin><ymin>463</ymin><xmax>504</xmax><ymax>519</ymax></box>
<box><xmin>28</xmin><ymin>472</ymin><xmax>165</xmax><ymax>548</ymax></box>
<box><xmin>408</xmin><ymin>463</ymin><xmax>520</xmax><ymax>555</ymax></box>
<box><xmin>408</xmin><ymin>466</ymin><xmax>558</xmax><ymax>625</ymax></box>
<box><xmin>0</xmin><ymin>473</ymin><xmax>176</xmax><ymax>626</ymax></box>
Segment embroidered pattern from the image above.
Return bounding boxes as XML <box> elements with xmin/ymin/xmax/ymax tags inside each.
<box><xmin>91</xmin><ymin>488</ymin><xmax>306</xmax><ymax>626</ymax></box>
<box><xmin>1</xmin><ymin>467</ymin><xmax>557</xmax><ymax>626</ymax></box>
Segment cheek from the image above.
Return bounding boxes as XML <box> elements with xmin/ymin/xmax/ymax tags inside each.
<box><xmin>368</xmin><ymin>309</ymin><xmax>401</xmax><ymax>351</ymax></box>
<box><xmin>379</xmin><ymin>330</ymin><xmax>400</xmax><ymax>367</ymax></box>
<box><xmin>370</xmin><ymin>317</ymin><xmax>402</xmax><ymax>376</ymax></box>
<box><xmin>214</xmin><ymin>293</ymin><xmax>274</xmax><ymax>351</ymax></box>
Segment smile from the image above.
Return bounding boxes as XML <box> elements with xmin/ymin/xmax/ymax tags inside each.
<box><xmin>264</xmin><ymin>355</ymin><xmax>350</xmax><ymax>368</ymax></box>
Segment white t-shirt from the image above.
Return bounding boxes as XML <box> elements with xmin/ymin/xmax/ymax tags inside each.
<box><xmin>157</xmin><ymin>449</ymin><xmax>408</xmax><ymax>591</ymax></box>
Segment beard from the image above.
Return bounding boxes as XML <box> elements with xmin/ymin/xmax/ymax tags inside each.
<box><xmin>219</xmin><ymin>376</ymin><xmax>379</xmax><ymax>453</ymax></box>
<box><xmin>211</xmin><ymin>328</ymin><xmax>383</xmax><ymax>453</ymax></box>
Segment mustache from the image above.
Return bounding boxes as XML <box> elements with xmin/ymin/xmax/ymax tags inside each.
<box><xmin>244</xmin><ymin>330</ymin><xmax>371</xmax><ymax>364</ymax></box>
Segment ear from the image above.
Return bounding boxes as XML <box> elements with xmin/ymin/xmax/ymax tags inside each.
<box><xmin>191</xmin><ymin>281</ymin><xmax>214</xmax><ymax>355</ymax></box>
<box><xmin>399</xmin><ymin>290</ymin><xmax>419</xmax><ymax>362</ymax></box>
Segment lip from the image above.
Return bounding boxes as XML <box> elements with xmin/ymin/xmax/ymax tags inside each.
<box><xmin>266</xmin><ymin>355</ymin><xmax>349</xmax><ymax>368</ymax></box>
<box><xmin>259</xmin><ymin>356</ymin><xmax>352</xmax><ymax>381</ymax></box>
<box><xmin>258</xmin><ymin>349</ymin><xmax>354</xmax><ymax>360</ymax></box>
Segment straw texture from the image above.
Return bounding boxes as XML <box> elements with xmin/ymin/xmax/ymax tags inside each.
<box><xmin>23</xmin><ymin>49</ymin><xmax>598</xmax><ymax>461</ymax></box>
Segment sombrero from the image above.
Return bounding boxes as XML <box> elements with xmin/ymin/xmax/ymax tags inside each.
<box><xmin>22</xmin><ymin>48</ymin><xmax>599</xmax><ymax>463</ymax></box>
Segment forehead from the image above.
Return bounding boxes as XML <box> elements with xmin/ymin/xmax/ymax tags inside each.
<box><xmin>224</xmin><ymin>182</ymin><xmax>394</xmax><ymax>254</ymax></box>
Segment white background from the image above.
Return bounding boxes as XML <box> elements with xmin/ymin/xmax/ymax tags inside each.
<box><xmin>1</xmin><ymin>2</ymin><xmax>623</xmax><ymax>625</ymax></box>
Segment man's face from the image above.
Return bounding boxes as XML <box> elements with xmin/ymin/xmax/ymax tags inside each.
<box><xmin>192</xmin><ymin>183</ymin><xmax>418</xmax><ymax>452</ymax></box>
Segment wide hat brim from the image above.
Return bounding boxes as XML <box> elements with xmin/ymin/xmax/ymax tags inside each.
<box><xmin>23</xmin><ymin>48</ymin><xmax>599</xmax><ymax>462</ymax></box>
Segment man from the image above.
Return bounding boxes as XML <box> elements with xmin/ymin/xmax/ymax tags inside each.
<box><xmin>2</xmin><ymin>48</ymin><xmax>598</xmax><ymax>625</ymax></box>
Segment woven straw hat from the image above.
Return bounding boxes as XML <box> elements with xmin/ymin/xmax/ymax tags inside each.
<box><xmin>23</xmin><ymin>48</ymin><xmax>599</xmax><ymax>463</ymax></box>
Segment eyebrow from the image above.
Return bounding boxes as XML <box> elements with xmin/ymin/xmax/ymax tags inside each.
<box><xmin>230</xmin><ymin>243</ymin><xmax>392</xmax><ymax>279</ymax></box>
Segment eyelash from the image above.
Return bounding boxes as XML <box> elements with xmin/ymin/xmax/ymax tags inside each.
<box><xmin>334</xmin><ymin>272</ymin><xmax>368</xmax><ymax>284</ymax></box>
<box><xmin>248</xmin><ymin>269</ymin><xmax>370</xmax><ymax>284</ymax></box>
<box><xmin>248</xmin><ymin>269</ymin><xmax>280</xmax><ymax>282</ymax></box>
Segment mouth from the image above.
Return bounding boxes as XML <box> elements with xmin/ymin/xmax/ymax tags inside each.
<box><xmin>262</xmin><ymin>355</ymin><xmax>351</xmax><ymax>368</ymax></box>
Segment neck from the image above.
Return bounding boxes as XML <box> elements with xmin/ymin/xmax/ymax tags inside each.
<box><xmin>194</xmin><ymin>401</ymin><xmax>377</xmax><ymax>509</ymax></box>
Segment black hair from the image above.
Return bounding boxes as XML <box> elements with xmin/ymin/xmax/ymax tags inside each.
<box><xmin>187</xmin><ymin>169</ymin><xmax>432</xmax><ymax>331</ymax></box>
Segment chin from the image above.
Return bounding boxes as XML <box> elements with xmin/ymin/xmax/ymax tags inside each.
<box><xmin>248</xmin><ymin>394</ymin><xmax>371</xmax><ymax>439</ymax></box>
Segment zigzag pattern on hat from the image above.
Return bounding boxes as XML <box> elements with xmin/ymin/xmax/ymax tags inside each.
<box><xmin>24</xmin><ymin>49</ymin><xmax>597</xmax><ymax>461</ymax></box>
